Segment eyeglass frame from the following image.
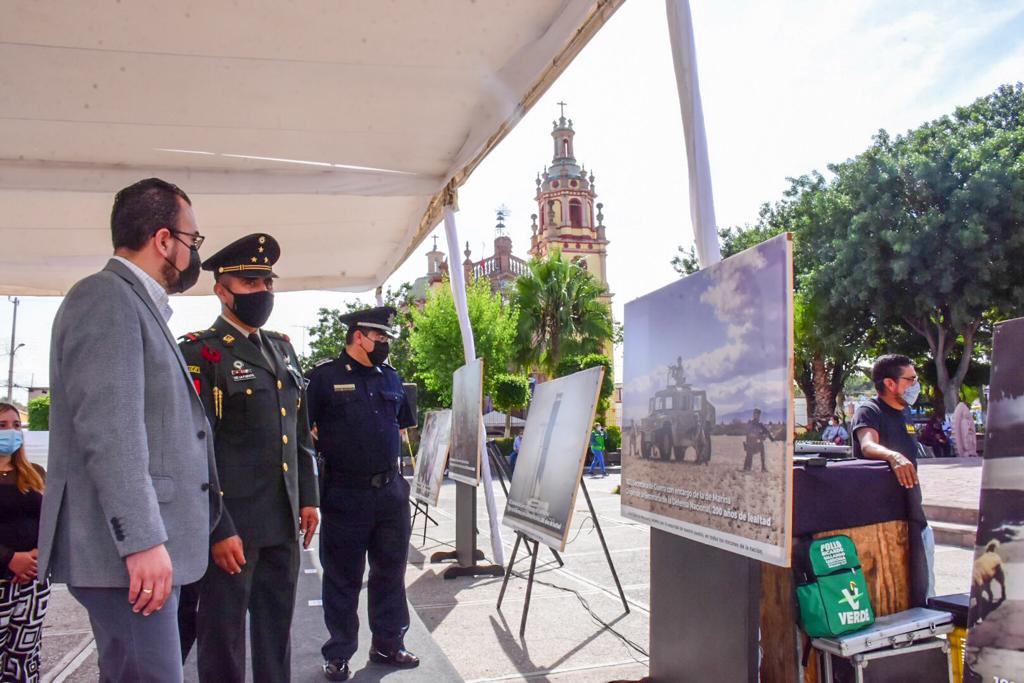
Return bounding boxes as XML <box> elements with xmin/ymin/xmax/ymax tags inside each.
<box><xmin>166</xmin><ymin>229</ymin><xmax>205</xmax><ymax>250</ymax></box>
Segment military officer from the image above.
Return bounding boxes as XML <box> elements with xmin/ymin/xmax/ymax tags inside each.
<box><xmin>176</xmin><ymin>233</ymin><xmax>319</xmax><ymax>683</ymax></box>
<box><xmin>306</xmin><ymin>306</ymin><xmax>418</xmax><ymax>681</ymax></box>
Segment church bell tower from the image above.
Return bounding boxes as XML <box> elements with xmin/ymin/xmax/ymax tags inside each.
<box><xmin>528</xmin><ymin>104</ymin><xmax>611</xmax><ymax>303</ymax></box>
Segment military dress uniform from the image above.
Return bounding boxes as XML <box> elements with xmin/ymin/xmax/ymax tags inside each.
<box><xmin>306</xmin><ymin>308</ymin><xmax>416</xmax><ymax>674</ymax></box>
<box><xmin>177</xmin><ymin>235</ymin><xmax>318</xmax><ymax>683</ymax></box>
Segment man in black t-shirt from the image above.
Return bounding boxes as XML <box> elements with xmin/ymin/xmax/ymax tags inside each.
<box><xmin>851</xmin><ymin>354</ymin><xmax>921</xmax><ymax>489</ymax></box>
<box><xmin>852</xmin><ymin>353</ymin><xmax>935</xmax><ymax>598</ymax></box>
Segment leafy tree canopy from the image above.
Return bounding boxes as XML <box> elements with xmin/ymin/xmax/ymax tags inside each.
<box><xmin>409</xmin><ymin>277</ymin><xmax>517</xmax><ymax>406</ymax></box>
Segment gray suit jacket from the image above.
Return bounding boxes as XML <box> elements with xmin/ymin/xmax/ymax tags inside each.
<box><xmin>38</xmin><ymin>259</ymin><xmax>223</xmax><ymax>587</ymax></box>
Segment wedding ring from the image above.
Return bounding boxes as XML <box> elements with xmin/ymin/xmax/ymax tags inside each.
<box><xmin>142</xmin><ymin>588</ymin><xmax>154</xmax><ymax>594</ymax></box>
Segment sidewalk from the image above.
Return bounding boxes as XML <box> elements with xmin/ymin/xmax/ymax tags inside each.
<box><xmin>39</xmin><ymin>459</ymin><xmax>982</xmax><ymax>681</ymax></box>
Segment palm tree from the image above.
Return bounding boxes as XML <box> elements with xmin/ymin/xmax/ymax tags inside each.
<box><xmin>512</xmin><ymin>250</ymin><xmax>614</xmax><ymax>377</ymax></box>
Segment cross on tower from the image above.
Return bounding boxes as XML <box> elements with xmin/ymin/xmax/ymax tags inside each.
<box><xmin>557</xmin><ymin>101</ymin><xmax>567</xmax><ymax>118</ymax></box>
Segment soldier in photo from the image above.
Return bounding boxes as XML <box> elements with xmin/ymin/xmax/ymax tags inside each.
<box><xmin>742</xmin><ymin>408</ymin><xmax>775</xmax><ymax>472</ymax></box>
<box><xmin>306</xmin><ymin>306</ymin><xmax>418</xmax><ymax>681</ymax></box>
<box><xmin>176</xmin><ymin>233</ymin><xmax>319</xmax><ymax>683</ymax></box>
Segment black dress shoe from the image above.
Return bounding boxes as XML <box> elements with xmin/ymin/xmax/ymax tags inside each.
<box><xmin>323</xmin><ymin>658</ymin><xmax>350</xmax><ymax>681</ymax></box>
<box><xmin>369</xmin><ymin>646</ymin><xmax>420</xmax><ymax>669</ymax></box>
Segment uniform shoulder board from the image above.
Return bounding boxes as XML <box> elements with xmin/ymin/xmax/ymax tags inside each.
<box><xmin>180</xmin><ymin>329</ymin><xmax>218</xmax><ymax>343</ymax></box>
<box><xmin>264</xmin><ymin>330</ymin><xmax>291</xmax><ymax>343</ymax></box>
<box><xmin>313</xmin><ymin>357</ymin><xmax>333</xmax><ymax>368</ymax></box>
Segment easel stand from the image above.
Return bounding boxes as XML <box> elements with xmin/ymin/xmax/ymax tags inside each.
<box><xmin>496</xmin><ymin>476</ymin><xmax>628</xmax><ymax>637</ymax></box>
<box><xmin>410</xmin><ymin>499</ymin><xmax>439</xmax><ymax>545</ymax></box>
<box><xmin>429</xmin><ymin>447</ymin><xmax>509</xmax><ymax>579</ymax></box>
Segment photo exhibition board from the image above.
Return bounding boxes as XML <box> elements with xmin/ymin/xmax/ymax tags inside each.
<box><xmin>503</xmin><ymin>366</ymin><xmax>605</xmax><ymax>551</ymax></box>
<box><xmin>966</xmin><ymin>316</ymin><xmax>1024</xmax><ymax>681</ymax></box>
<box><xmin>620</xmin><ymin>233</ymin><xmax>795</xmax><ymax>566</ymax></box>
<box><xmin>412</xmin><ymin>410</ymin><xmax>453</xmax><ymax>507</ymax></box>
<box><xmin>448</xmin><ymin>358</ymin><xmax>483</xmax><ymax>486</ymax></box>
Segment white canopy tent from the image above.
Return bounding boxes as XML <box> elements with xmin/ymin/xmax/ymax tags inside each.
<box><xmin>0</xmin><ymin>0</ymin><xmax>625</xmax><ymax>296</ymax></box>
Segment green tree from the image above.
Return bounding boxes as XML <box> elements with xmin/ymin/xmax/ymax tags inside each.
<box><xmin>491</xmin><ymin>373</ymin><xmax>531</xmax><ymax>437</ymax></box>
<box><xmin>555</xmin><ymin>352</ymin><xmax>615</xmax><ymax>419</ymax></box>
<box><xmin>28</xmin><ymin>395</ymin><xmax>49</xmax><ymax>431</ymax></box>
<box><xmin>825</xmin><ymin>83</ymin><xmax>1024</xmax><ymax>413</ymax></box>
<box><xmin>512</xmin><ymin>251</ymin><xmax>614</xmax><ymax>377</ymax></box>
<box><xmin>409</xmin><ymin>277</ymin><xmax>517</xmax><ymax>406</ymax></box>
<box><xmin>673</xmin><ymin>174</ymin><xmax>867</xmax><ymax>423</ymax></box>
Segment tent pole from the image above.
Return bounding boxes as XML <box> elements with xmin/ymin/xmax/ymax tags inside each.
<box><xmin>648</xmin><ymin>2</ymin><xmax>760</xmax><ymax>681</ymax></box>
<box><xmin>442</xmin><ymin>203</ymin><xmax>505</xmax><ymax>567</ymax></box>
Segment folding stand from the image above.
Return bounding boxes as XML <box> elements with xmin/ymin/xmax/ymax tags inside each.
<box><xmin>430</xmin><ymin>446</ymin><xmax>509</xmax><ymax>579</ymax></box>
<box><xmin>496</xmin><ymin>476</ymin><xmax>628</xmax><ymax>636</ymax></box>
<box><xmin>409</xmin><ymin>499</ymin><xmax>439</xmax><ymax>545</ymax></box>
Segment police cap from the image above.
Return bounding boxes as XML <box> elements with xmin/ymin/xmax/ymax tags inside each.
<box><xmin>201</xmin><ymin>233</ymin><xmax>280</xmax><ymax>279</ymax></box>
<box><xmin>340</xmin><ymin>305</ymin><xmax>399</xmax><ymax>339</ymax></box>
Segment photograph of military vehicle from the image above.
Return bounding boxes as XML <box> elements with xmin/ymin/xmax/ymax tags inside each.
<box><xmin>638</xmin><ymin>357</ymin><xmax>716</xmax><ymax>464</ymax></box>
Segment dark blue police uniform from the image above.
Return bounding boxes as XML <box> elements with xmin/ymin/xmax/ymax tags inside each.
<box><xmin>307</xmin><ymin>348</ymin><xmax>416</xmax><ymax>665</ymax></box>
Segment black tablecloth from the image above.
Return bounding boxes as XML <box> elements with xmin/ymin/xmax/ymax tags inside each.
<box><xmin>793</xmin><ymin>458</ymin><xmax>929</xmax><ymax>607</ymax></box>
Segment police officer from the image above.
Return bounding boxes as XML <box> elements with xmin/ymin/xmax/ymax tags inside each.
<box><xmin>177</xmin><ymin>233</ymin><xmax>319</xmax><ymax>683</ymax></box>
<box><xmin>306</xmin><ymin>307</ymin><xmax>418</xmax><ymax>681</ymax></box>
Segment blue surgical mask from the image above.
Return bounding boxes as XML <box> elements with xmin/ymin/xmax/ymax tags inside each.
<box><xmin>0</xmin><ymin>429</ymin><xmax>23</xmax><ymax>455</ymax></box>
<box><xmin>902</xmin><ymin>382</ymin><xmax>921</xmax><ymax>406</ymax></box>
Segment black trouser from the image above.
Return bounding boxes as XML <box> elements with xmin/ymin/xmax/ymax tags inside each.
<box><xmin>320</xmin><ymin>476</ymin><xmax>411</xmax><ymax>662</ymax></box>
<box><xmin>179</xmin><ymin>539</ymin><xmax>300</xmax><ymax>683</ymax></box>
<box><xmin>743</xmin><ymin>443</ymin><xmax>766</xmax><ymax>471</ymax></box>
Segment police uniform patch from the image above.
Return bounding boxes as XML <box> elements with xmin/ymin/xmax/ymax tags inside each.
<box><xmin>334</xmin><ymin>384</ymin><xmax>356</xmax><ymax>392</ymax></box>
<box><xmin>188</xmin><ymin>365</ymin><xmax>202</xmax><ymax>374</ymax></box>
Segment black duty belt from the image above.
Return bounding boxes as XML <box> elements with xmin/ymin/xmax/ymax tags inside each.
<box><xmin>328</xmin><ymin>468</ymin><xmax>398</xmax><ymax>490</ymax></box>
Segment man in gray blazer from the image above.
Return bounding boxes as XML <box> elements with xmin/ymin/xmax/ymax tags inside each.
<box><xmin>38</xmin><ymin>178</ymin><xmax>223</xmax><ymax>682</ymax></box>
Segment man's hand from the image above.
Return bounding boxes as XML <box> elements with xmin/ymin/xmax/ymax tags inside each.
<box><xmin>9</xmin><ymin>550</ymin><xmax>38</xmax><ymax>584</ymax></box>
<box><xmin>300</xmin><ymin>507</ymin><xmax>320</xmax><ymax>549</ymax></box>
<box><xmin>887</xmin><ymin>452</ymin><xmax>919</xmax><ymax>489</ymax></box>
<box><xmin>125</xmin><ymin>544</ymin><xmax>173</xmax><ymax>616</ymax></box>
<box><xmin>212</xmin><ymin>535</ymin><xmax>246</xmax><ymax>575</ymax></box>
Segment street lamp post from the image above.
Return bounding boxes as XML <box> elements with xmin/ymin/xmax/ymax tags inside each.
<box><xmin>6</xmin><ymin>297</ymin><xmax>20</xmax><ymax>402</ymax></box>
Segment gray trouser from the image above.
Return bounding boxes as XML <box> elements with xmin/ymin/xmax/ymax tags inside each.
<box><xmin>69</xmin><ymin>585</ymin><xmax>183</xmax><ymax>683</ymax></box>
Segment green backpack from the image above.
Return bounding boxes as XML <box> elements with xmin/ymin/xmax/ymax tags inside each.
<box><xmin>794</xmin><ymin>535</ymin><xmax>875</xmax><ymax>637</ymax></box>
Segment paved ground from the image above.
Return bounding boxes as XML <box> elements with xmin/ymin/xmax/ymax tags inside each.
<box><xmin>36</xmin><ymin>456</ymin><xmax>981</xmax><ymax>682</ymax></box>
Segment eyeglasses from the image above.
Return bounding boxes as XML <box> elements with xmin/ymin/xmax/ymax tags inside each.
<box><xmin>897</xmin><ymin>374</ymin><xmax>919</xmax><ymax>383</ymax></box>
<box><xmin>169</xmin><ymin>229</ymin><xmax>205</xmax><ymax>250</ymax></box>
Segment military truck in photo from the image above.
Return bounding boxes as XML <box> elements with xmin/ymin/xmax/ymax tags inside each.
<box><xmin>638</xmin><ymin>357</ymin><xmax>716</xmax><ymax>464</ymax></box>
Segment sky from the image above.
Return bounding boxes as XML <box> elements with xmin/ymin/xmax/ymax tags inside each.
<box><xmin>2</xmin><ymin>0</ymin><xmax>1023</xmax><ymax>404</ymax></box>
<box><xmin>623</xmin><ymin>235</ymin><xmax>790</xmax><ymax>424</ymax></box>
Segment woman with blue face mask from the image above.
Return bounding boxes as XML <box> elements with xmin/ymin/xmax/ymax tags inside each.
<box><xmin>0</xmin><ymin>402</ymin><xmax>48</xmax><ymax>681</ymax></box>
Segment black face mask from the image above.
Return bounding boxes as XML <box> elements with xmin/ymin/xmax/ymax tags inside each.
<box><xmin>228</xmin><ymin>289</ymin><xmax>275</xmax><ymax>328</ymax></box>
<box><xmin>165</xmin><ymin>247</ymin><xmax>201</xmax><ymax>294</ymax></box>
<box><xmin>367</xmin><ymin>339</ymin><xmax>390</xmax><ymax>366</ymax></box>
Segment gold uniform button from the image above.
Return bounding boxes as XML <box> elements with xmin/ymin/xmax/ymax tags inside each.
<box><xmin>281</xmin><ymin>407</ymin><xmax>287</xmax><ymax>417</ymax></box>
<box><xmin>245</xmin><ymin>388</ymin><xmax>253</xmax><ymax>396</ymax></box>
<box><xmin>277</xmin><ymin>380</ymin><xmax>283</xmax><ymax>390</ymax></box>
<box><xmin>282</xmin><ymin>435</ymin><xmax>289</xmax><ymax>444</ymax></box>
<box><xmin>282</xmin><ymin>462</ymin><xmax>289</xmax><ymax>472</ymax></box>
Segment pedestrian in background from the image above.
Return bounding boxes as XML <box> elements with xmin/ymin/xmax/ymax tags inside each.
<box><xmin>0</xmin><ymin>402</ymin><xmax>48</xmax><ymax>682</ymax></box>
<box><xmin>588</xmin><ymin>424</ymin><xmax>607</xmax><ymax>477</ymax></box>
<box><xmin>37</xmin><ymin>178</ymin><xmax>222</xmax><ymax>681</ymax></box>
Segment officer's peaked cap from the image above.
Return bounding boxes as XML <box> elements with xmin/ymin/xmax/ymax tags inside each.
<box><xmin>202</xmin><ymin>233</ymin><xmax>280</xmax><ymax>278</ymax></box>
<box><xmin>340</xmin><ymin>306</ymin><xmax>399</xmax><ymax>338</ymax></box>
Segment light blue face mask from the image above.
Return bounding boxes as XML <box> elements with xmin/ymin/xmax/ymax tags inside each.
<box><xmin>0</xmin><ymin>430</ymin><xmax>23</xmax><ymax>455</ymax></box>
<box><xmin>902</xmin><ymin>381</ymin><xmax>921</xmax><ymax>406</ymax></box>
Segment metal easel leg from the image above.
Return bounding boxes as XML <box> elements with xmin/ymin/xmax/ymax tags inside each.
<box><xmin>497</xmin><ymin>532</ymin><xmax>524</xmax><ymax>610</ymax></box>
<box><xmin>520</xmin><ymin>539</ymin><xmax>540</xmax><ymax>638</ymax></box>
<box><xmin>579</xmin><ymin>476</ymin><xmax>629</xmax><ymax>613</ymax></box>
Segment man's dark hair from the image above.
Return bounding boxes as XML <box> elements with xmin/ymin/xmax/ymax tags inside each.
<box><xmin>110</xmin><ymin>178</ymin><xmax>191</xmax><ymax>251</ymax></box>
<box><xmin>345</xmin><ymin>326</ymin><xmax>369</xmax><ymax>345</ymax></box>
<box><xmin>872</xmin><ymin>354</ymin><xmax>913</xmax><ymax>394</ymax></box>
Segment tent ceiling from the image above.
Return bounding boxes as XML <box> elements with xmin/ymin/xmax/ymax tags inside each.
<box><xmin>0</xmin><ymin>0</ymin><xmax>624</xmax><ymax>295</ymax></box>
